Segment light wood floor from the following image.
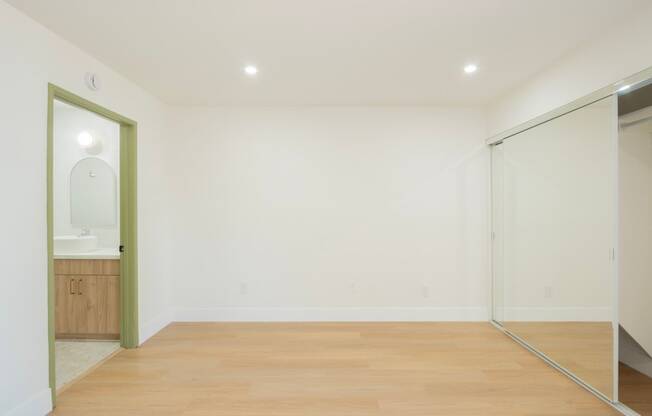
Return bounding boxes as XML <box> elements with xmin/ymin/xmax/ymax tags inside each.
<box><xmin>620</xmin><ymin>362</ymin><xmax>652</xmax><ymax>415</ymax></box>
<box><xmin>52</xmin><ymin>322</ymin><xmax>619</xmax><ymax>415</ymax></box>
<box><xmin>503</xmin><ymin>321</ymin><xmax>614</xmax><ymax>398</ymax></box>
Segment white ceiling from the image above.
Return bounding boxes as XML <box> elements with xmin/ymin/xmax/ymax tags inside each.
<box><xmin>7</xmin><ymin>0</ymin><xmax>648</xmax><ymax>106</ymax></box>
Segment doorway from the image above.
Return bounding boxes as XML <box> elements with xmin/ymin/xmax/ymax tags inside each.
<box><xmin>47</xmin><ymin>84</ymin><xmax>138</xmax><ymax>405</ymax></box>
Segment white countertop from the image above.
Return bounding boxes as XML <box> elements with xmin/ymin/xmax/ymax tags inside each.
<box><xmin>54</xmin><ymin>248</ymin><xmax>120</xmax><ymax>260</ymax></box>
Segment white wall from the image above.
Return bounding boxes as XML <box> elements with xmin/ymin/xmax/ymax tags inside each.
<box><xmin>487</xmin><ymin>4</ymin><xmax>652</xmax><ymax>136</ymax></box>
<box><xmin>0</xmin><ymin>2</ymin><xmax>173</xmax><ymax>415</ymax></box>
<box><xmin>168</xmin><ymin>106</ymin><xmax>489</xmax><ymax>322</ymax></box>
<box><xmin>53</xmin><ymin>101</ymin><xmax>120</xmax><ymax>248</ymax></box>
<box><xmin>619</xmin><ymin>110</ymin><xmax>652</xmax><ymax>356</ymax></box>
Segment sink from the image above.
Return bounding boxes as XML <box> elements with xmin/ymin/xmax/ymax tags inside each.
<box><xmin>54</xmin><ymin>235</ymin><xmax>99</xmax><ymax>254</ymax></box>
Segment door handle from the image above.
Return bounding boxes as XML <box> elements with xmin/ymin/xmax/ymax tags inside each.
<box><xmin>78</xmin><ymin>279</ymin><xmax>82</xmax><ymax>295</ymax></box>
<box><xmin>69</xmin><ymin>279</ymin><xmax>75</xmax><ymax>295</ymax></box>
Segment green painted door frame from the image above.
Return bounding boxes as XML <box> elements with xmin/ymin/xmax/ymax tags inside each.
<box><xmin>47</xmin><ymin>84</ymin><xmax>139</xmax><ymax>406</ymax></box>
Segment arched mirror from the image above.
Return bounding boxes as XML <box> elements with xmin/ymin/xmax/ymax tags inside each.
<box><xmin>70</xmin><ymin>157</ymin><xmax>117</xmax><ymax>228</ymax></box>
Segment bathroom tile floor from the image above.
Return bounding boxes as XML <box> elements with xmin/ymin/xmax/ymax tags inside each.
<box><xmin>55</xmin><ymin>340</ymin><xmax>121</xmax><ymax>390</ymax></box>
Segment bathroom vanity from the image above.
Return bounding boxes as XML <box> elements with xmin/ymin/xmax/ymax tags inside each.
<box><xmin>54</xmin><ymin>258</ymin><xmax>120</xmax><ymax>340</ymax></box>
<box><xmin>51</xmin><ymin>149</ymin><xmax>122</xmax><ymax>340</ymax></box>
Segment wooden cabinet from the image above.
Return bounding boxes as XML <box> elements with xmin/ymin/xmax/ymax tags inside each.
<box><xmin>55</xmin><ymin>259</ymin><xmax>120</xmax><ymax>340</ymax></box>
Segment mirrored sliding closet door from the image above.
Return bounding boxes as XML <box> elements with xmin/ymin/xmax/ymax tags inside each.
<box><xmin>492</xmin><ymin>96</ymin><xmax>617</xmax><ymax>400</ymax></box>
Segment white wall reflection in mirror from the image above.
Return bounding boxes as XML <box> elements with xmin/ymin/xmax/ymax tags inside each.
<box><xmin>70</xmin><ymin>157</ymin><xmax>116</xmax><ymax>227</ymax></box>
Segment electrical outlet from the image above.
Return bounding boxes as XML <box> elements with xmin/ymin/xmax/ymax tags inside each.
<box><xmin>421</xmin><ymin>285</ymin><xmax>430</xmax><ymax>298</ymax></box>
<box><xmin>544</xmin><ymin>286</ymin><xmax>552</xmax><ymax>299</ymax></box>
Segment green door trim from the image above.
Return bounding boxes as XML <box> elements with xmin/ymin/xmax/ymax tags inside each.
<box><xmin>47</xmin><ymin>84</ymin><xmax>139</xmax><ymax>406</ymax></box>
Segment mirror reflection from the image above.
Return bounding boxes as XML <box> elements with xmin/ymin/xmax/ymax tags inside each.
<box><xmin>70</xmin><ymin>157</ymin><xmax>117</xmax><ymax>228</ymax></box>
<box><xmin>493</xmin><ymin>96</ymin><xmax>615</xmax><ymax>399</ymax></box>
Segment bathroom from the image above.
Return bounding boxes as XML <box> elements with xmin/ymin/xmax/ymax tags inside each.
<box><xmin>52</xmin><ymin>99</ymin><xmax>122</xmax><ymax>392</ymax></box>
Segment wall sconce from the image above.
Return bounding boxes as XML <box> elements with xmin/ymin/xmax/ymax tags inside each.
<box><xmin>77</xmin><ymin>130</ymin><xmax>103</xmax><ymax>155</ymax></box>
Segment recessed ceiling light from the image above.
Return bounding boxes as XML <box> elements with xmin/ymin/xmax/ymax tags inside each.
<box><xmin>464</xmin><ymin>64</ymin><xmax>478</xmax><ymax>74</ymax></box>
<box><xmin>618</xmin><ymin>84</ymin><xmax>631</xmax><ymax>92</ymax></box>
<box><xmin>244</xmin><ymin>65</ymin><xmax>258</xmax><ymax>76</ymax></box>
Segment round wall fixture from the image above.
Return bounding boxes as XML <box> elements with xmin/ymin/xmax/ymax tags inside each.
<box><xmin>77</xmin><ymin>130</ymin><xmax>104</xmax><ymax>155</ymax></box>
<box><xmin>85</xmin><ymin>72</ymin><xmax>101</xmax><ymax>91</ymax></box>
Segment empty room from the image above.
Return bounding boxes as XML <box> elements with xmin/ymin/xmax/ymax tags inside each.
<box><xmin>2</xmin><ymin>0</ymin><xmax>652</xmax><ymax>415</ymax></box>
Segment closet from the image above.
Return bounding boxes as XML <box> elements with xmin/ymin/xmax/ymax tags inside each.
<box><xmin>490</xmin><ymin>73</ymin><xmax>652</xmax><ymax>415</ymax></box>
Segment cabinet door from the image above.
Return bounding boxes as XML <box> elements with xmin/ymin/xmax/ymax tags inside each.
<box><xmin>55</xmin><ymin>276</ymin><xmax>77</xmax><ymax>335</ymax></box>
<box><xmin>74</xmin><ymin>276</ymin><xmax>89</xmax><ymax>335</ymax></box>
<box><xmin>77</xmin><ymin>275</ymin><xmax>120</xmax><ymax>338</ymax></box>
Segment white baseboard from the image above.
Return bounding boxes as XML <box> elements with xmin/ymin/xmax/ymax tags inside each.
<box><xmin>139</xmin><ymin>309</ymin><xmax>173</xmax><ymax>344</ymax></box>
<box><xmin>173</xmin><ymin>306</ymin><xmax>488</xmax><ymax>322</ymax></box>
<box><xmin>5</xmin><ymin>388</ymin><xmax>52</xmax><ymax>416</ymax></box>
<box><xmin>501</xmin><ymin>307</ymin><xmax>613</xmax><ymax>322</ymax></box>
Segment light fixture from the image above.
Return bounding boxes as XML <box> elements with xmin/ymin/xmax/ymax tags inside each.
<box><xmin>618</xmin><ymin>84</ymin><xmax>631</xmax><ymax>92</ymax></box>
<box><xmin>464</xmin><ymin>64</ymin><xmax>478</xmax><ymax>74</ymax></box>
<box><xmin>77</xmin><ymin>131</ymin><xmax>95</xmax><ymax>148</ymax></box>
<box><xmin>84</xmin><ymin>72</ymin><xmax>101</xmax><ymax>91</ymax></box>
<box><xmin>77</xmin><ymin>130</ymin><xmax>103</xmax><ymax>154</ymax></box>
<box><xmin>244</xmin><ymin>65</ymin><xmax>258</xmax><ymax>76</ymax></box>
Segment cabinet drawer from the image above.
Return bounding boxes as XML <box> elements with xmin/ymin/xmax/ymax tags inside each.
<box><xmin>54</xmin><ymin>259</ymin><xmax>120</xmax><ymax>276</ymax></box>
